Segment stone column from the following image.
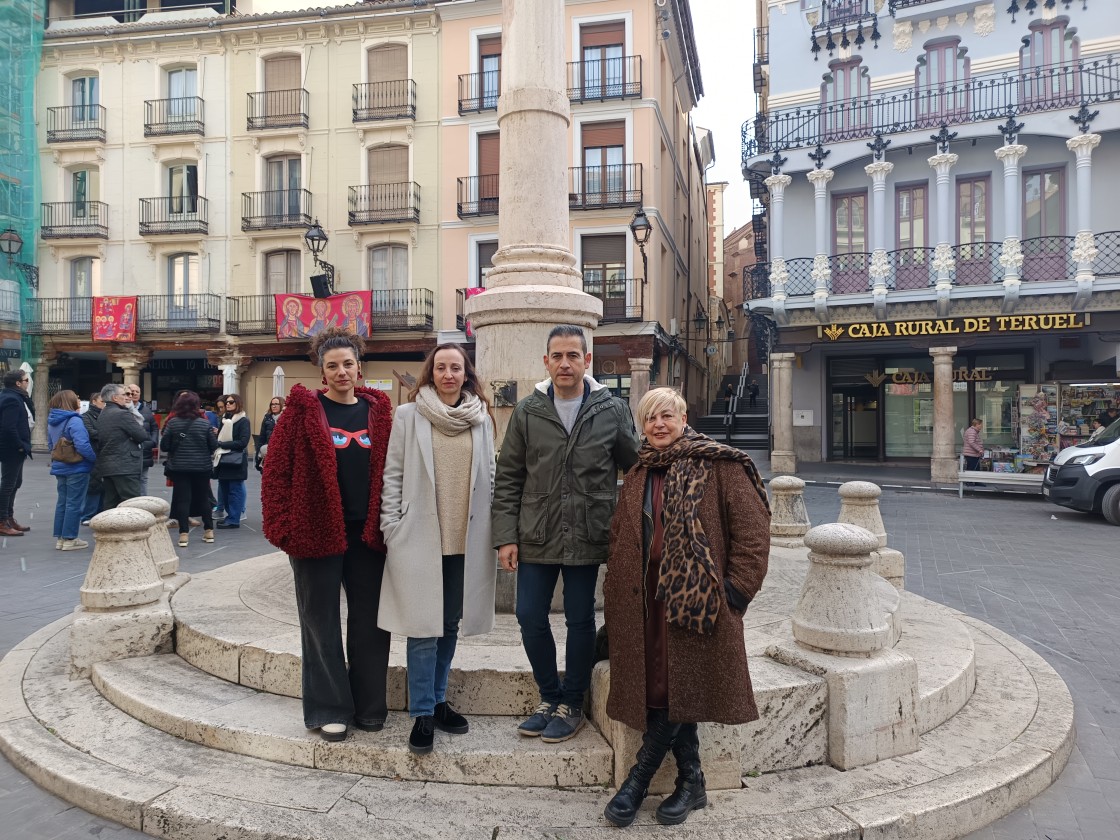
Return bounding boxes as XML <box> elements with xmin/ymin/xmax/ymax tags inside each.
<box><xmin>769</xmin><ymin>351</ymin><xmax>796</xmax><ymax>474</ymax></box>
<box><xmin>627</xmin><ymin>357</ymin><xmax>653</xmax><ymax>425</ymax></box>
<box><xmin>806</xmin><ymin>168</ymin><xmax>834</xmax><ymax>321</ymax></box>
<box><xmin>865</xmin><ymin>162</ymin><xmax>894</xmax><ymax>309</ymax></box>
<box><xmin>769</xmin><ymin>475</ymin><xmax>810</xmax><ymax>547</ymax></box>
<box><xmin>1067</xmin><ymin>132</ymin><xmax>1101</xmax><ymax>309</ymax></box>
<box><xmin>995</xmin><ymin>144</ymin><xmax>1027</xmax><ymax>309</ymax></box>
<box><xmin>209</xmin><ymin>353</ymin><xmax>251</xmax><ymax>398</ymax></box>
<box><xmin>765</xmin><ymin>173</ymin><xmax>793</xmax><ymax>325</ymax></box>
<box><xmin>928</xmin><ymin>153</ymin><xmax>959</xmax><ymax>314</ymax></box>
<box><xmin>464</xmin><ymin>0</ymin><xmax>601</xmax><ymax>446</ymax></box>
<box><xmin>837</xmin><ymin>481</ymin><xmax>905</xmax><ymax>588</ymax></box>
<box><xmin>929</xmin><ymin>346</ymin><xmax>958</xmax><ymax>483</ymax></box>
<box><xmin>112</xmin><ymin>352</ymin><xmax>150</xmax><ymax>390</ymax></box>
<box><xmin>31</xmin><ymin>357</ymin><xmax>51</xmax><ymax>450</ymax></box>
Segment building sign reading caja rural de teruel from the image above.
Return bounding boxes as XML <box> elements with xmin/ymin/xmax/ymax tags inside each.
<box><xmin>819</xmin><ymin>313</ymin><xmax>1088</xmax><ymax>342</ymax></box>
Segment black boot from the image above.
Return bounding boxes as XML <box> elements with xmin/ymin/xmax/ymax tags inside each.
<box><xmin>655</xmin><ymin>723</ymin><xmax>707</xmax><ymax>825</ymax></box>
<box><xmin>603</xmin><ymin>710</ymin><xmax>679</xmax><ymax>828</ymax></box>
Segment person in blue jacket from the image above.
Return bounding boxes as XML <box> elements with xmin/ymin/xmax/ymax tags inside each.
<box><xmin>47</xmin><ymin>390</ymin><xmax>97</xmax><ymax>551</ymax></box>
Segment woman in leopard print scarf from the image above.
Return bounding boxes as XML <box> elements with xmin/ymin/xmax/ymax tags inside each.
<box><xmin>603</xmin><ymin>388</ymin><xmax>771</xmax><ymax>829</ymax></box>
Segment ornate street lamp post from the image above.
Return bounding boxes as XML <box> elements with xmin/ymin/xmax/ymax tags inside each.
<box><xmin>0</xmin><ymin>228</ymin><xmax>38</xmax><ymax>290</ymax></box>
<box><xmin>303</xmin><ymin>219</ymin><xmax>335</xmax><ymax>298</ymax></box>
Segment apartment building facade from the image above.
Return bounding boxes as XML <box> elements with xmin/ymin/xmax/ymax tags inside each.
<box><xmin>24</xmin><ymin>0</ymin><xmax>712</xmax><ymax>436</ymax></box>
<box><xmin>744</xmin><ymin>0</ymin><xmax>1120</xmax><ymax>477</ymax></box>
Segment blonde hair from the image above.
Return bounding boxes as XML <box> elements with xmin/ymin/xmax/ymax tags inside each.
<box><xmin>636</xmin><ymin>387</ymin><xmax>687</xmax><ymax>425</ymax></box>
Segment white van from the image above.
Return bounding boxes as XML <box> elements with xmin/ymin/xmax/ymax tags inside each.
<box><xmin>1043</xmin><ymin>420</ymin><xmax>1120</xmax><ymax>525</ymax></box>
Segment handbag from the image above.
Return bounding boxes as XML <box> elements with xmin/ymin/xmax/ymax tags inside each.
<box><xmin>217</xmin><ymin>449</ymin><xmax>246</xmax><ymax>468</ymax></box>
<box><xmin>51</xmin><ymin>435</ymin><xmax>83</xmax><ymax>464</ymax></box>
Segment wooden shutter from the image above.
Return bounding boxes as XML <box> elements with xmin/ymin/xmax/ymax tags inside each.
<box><xmin>478</xmin><ymin>132</ymin><xmax>500</xmax><ymax>177</ymax></box>
<box><xmin>264</xmin><ymin>55</ymin><xmax>300</xmax><ymax>91</ymax></box>
<box><xmin>368</xmin><ymin>44</ymin><xmax>407</xmax><ymax>83</ymax></box>
<box><xmin>580</xmin><ymin>22</ymin><xmax>624</xmax><ymax>49</ymax></box>
<box><xmin>479</xmin><ymin>36</ymin><xmax>502</xmax><ymax>58</ymax></box>
<box><xmin>581</xmin><ymin>234</ymin><xmax>626</xmax><ymax>265</ymax></box>
<box><xmin>369</xmin><ymin>145</ymin><xmax>409</xmax><ymax>184</ymax></box>
<box><xmin>581</xmin><ymin>121</ymin><xmax>625</xmax><ymax>150</ymax></box>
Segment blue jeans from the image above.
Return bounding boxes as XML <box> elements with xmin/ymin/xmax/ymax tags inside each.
<box><xmin>515</xmin><ymin>562</ymin><xmax>599</xmax><ymax>708</ymax></box>
<box><xmin>54</xmin><ymin>473</ymin><xmax>91</xmax><ymax>540</ymax></box>
<box><xmin>81</xmin><ymin>491</ymin><xmax>101</xmax><ymax>522</ymax></box>
<box><xmin>406</xmin><ymin>554</ymin><xmax>465</xmax><ymax>718</ymax></box>
<box><xmin>218</xmin><ymin>479</ymin><xmax>246</xmax><ymax>524</ymax></box>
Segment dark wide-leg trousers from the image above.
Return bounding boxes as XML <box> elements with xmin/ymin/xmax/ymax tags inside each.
<box><xmin>289</xmin><ymin>520</ymin><xmax>390</xmax><ymax>729</ymax></box>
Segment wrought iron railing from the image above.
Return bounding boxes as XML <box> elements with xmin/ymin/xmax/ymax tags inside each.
<box><xmin>889</xmin><ymin>247</ymin><xmax>936</xmax><ymax>289</ymax></box>
<box><xmin>754</xmin><ymin>27</ymin><xmax>769</xmax><ymax>65</ymax></box>
<box><xmin>0</xmin><ymin>287</ymin><xmax>20</xmax><ymax>327</ymax></box>
<box><xmin>371</xmin><ymin>288</ymin><xmax>433</xmax><ymax>331</ymax></box>
<box><xmin>22</xmin><ymin>297</ymin><xmax>93</xmax><ymax>335</ymax></box>
<box><xmin>566</xmin><ymin>55</ymin><xmax>642</xmax><ymax>103</ymax></box>
<box><xmin>583</xmin><ymin>276</ymin><xmax>643</xmax><ymax>322</ymax></box>
<box><xmin>888</xmin><ymin>0</ymin><xmax>941</xmax><ymax>14</ymax></box>
<box><xmin>456</xmin><ymin>175</ymin><xmax>500</xmax><ymax>218</ymax></box>
<box><xmin>139</xmin><ymin>196</ymin><xmax>208</xmax><ymax>235</ymax></box>
<box><xmin>744</xmin><ymin>264</ymin><xmax>771</xmax><ymax>300</ymax></box>
<box><xmin>1096</xmin><ymin>231</ymin><xmax>1120</xmax><ymax>277</ymax></box>
<box><xmin>46</xmin><ymin>105</ymin><xmax>107</xmax><ymax>143</ymax></box>
<box><xmin>247</xmin><ymin>89</ymin><xmax>310</xmax><ymax>130</ymax></box>
<box><xmin>144</xmin><ymin>97</ymin><xmax>204</xmax><ymax>137</ymax></box>
<box><xmin>951</xmin><ymin>242</ymin><xmax>1002</xmax><ymax>286</ymax></box>
<box><xmin>241</xmin><ymin>190</ymin><xmax>313</xmax><ymax>231</ymax></box>
<box><xmin>347</xmin><ymin>183</ymin><xmax>420</xmax><ymax>225</ymax></box>
<box><xmin>783</xmin><ymin>258</ymin><xmax>817</xmax><ymax>296</ymax></box>
<box><xmin>41</xmin><ymin>201</ymin><xmax>109</xmax><ymax>239</ymax></box>
<box><xmin>569</xmin><ymin>164</ymin><xmax>643</xmax><ymax>210</ymax></box>
<box><xmin>352</xmin><ymin>80</ymin><xmax>416</xmax><ymax>121</ymax></box>
<box><xmin>743</xmin><ymin>54</ymin><xmax>1120</xmax><ymax>159</ymax></box>
<box><xmin>227</xmin><ymin>295</ymin><xmax>277</xmax><ymax>335</ymax></box>
<box><xmin>1020</xmin><ymin>235</ymin><xmax>1074</xmax><ymax>282</ymax></box>
<box><xmin>458</xmin><ymin>71</ymin><xmax>501</xmax><ymax>114</ymax></box>
<box><xmin>829</xmin><ymin>253</ymin><xmax>872</xmax><ymax>294</ymax></box>
<box><xmin>137</xmin><ymin>294</ymin><xmax>222</xmax><ymax>333</ymax></box>
<box><xmin>455</xmin><ymin>288</ymin><xmax>468</xmax><ymax>332</ymax></box>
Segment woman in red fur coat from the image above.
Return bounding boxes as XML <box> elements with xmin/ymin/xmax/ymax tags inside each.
<box><xmin>262</xmin><ymin>327</ymin><xmax>393</xmax><ymax>743</ymax></box>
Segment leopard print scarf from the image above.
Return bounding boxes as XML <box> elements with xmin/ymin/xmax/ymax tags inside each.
<box><xmin>638</xmin><ymin>427</ymin><xmax>769</xmax><ymax>635</ymax></box>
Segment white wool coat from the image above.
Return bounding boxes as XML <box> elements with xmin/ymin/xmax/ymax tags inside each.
<box><xmin>378</xmin><ymin>402</ymin><xmax>497</xmax><ymax>638</ymax></box>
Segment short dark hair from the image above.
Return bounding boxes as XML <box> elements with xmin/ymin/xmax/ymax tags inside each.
<box><xmin>546</xmin><ymin>324</ymin><xmax>587</xmax><ymax>355</ymax></box>
<box><xmin>311</xmin><ymin>326</ymin><xmax>365</xmax><ymax>368</ymax></box>
<box><xmin>3</xmin><ymin>371</ymin><xmax>25</xmax><ymax>388</ymax></box>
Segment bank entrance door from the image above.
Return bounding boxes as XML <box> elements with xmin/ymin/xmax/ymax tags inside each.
<box><xmin>830</xmin><ymin>384</ymin><xmax>880</xmax><ymax>459</ymax></box>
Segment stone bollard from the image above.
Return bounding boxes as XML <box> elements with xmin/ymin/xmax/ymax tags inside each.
<box><xmin>118</xmin><ymin>496</ymin><xmax>179</xmax><ymax>579</ymax></box>
<box><xmin>836</xmin><ymin>481</ymin><xmax>905</xmax><ymax>589</ymax></box>
<box><xmin>769</xmin><ymin>522</ymin><xmax>918</xmax><ymax>769</ymax></box>
<box><xmin>69</xmin><ymin>508</ymin><xmax>174</xmax><ymax>679</ymax></box>
<box><xmin>769</xmin><ymin>475</ymin><xmax>811</xmax><ymax>547</ymax></box>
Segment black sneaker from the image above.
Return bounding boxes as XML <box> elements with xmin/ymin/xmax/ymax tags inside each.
<box><xmin>433</xmin><ymin>701</ymin><xmax>469</xmax><ymax>735</ymax></box>
<box><xmin>540</xmin><ymin>704</ymin><xmax>585</xmax><ymax>743</ymax></box>
<box><xmin>517</xmin><ymin>701</ymin><xmax>558</xmax><ymax>737</ymax></box>
<box><xmin>216</xmin><ymin>521</ymin><xmax>240</xmax><ymax>529</ymax></box>
<box><xmin>353</xmin><ymin>719</ymin><xmax>384</xmax><ymax>733</ymax></box>
<box><xmin>409</xmin><ymin>715</ymin><xmax>435</xmax><ymax>755</ymax></box>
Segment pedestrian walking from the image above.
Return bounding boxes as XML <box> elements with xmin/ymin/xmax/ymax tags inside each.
<box><xmin>748</xmin><ymin>380</ymin><xmax>760</xmax><ymax>409</ymax></box>
<box><xmin>0</xmin><ymin>369</ymin><xmax>34</xmax><ymax>536</ymax></box>
<box><xmin>95</xmin><ymin>384</ymin><xmax>150</xmax><ymax>509</ymax></box>
<box><xmin>963</xmin><ymin>418</ymin><xmax>984</xmax><ymax>471</ymax></box>
<box><xmin>213</xmin><ymin>394</ymin><xmax>250</xmax><ymax>529</ymax></box>
<box><xmin>161</xmin><ymin>391</ymin><xmax>217</xmax><ymax>547</ymax></box>
<box><xmin>46</xmin><ymin>390</ymin><xmax>97</xmax><ymax>551</ymax></box>
<box><xmin>262</xmin><ymin>327</ymin><xmax>393</xmax><ymax>743</ymax></box>
<box><xmin>492</xmin><ymin>324</ymin><xmax>640</xmax><ymax>743</ymax></box>
<box><xmin>379</xmin><ymin>344</ymin><xmax>497</xmax><ymax>755</ymax></box>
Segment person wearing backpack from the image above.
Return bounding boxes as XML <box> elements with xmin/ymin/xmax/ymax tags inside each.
<box><xmin>47</xmin><ymin>390</ymin><xmax>97</xmax><ymax>550</ymax></box>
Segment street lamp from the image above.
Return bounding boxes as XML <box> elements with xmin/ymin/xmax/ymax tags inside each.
<box><xmin>0</xmin><ymin>228</ymin><xmax>39</xmax><ymax>291</ymax></box>
<box><xmin>628</xmin><ymin>207</ymin><xmax>651</xmax><ymax>284</ymax></box>
<box><xmin>303</xmin><ymin>218</ymin><xmax>335</xmax><ymax>298</ymax></box>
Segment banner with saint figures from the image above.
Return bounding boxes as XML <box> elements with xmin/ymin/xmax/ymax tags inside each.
<box><xmin>274</xmin><ymin>292</ymin><xmax>372</xmax><ymax>340</ymax></box>
<box><xmin>92</xmin><ymin>296</ymin><xmax>138</xmax><ymax>343</ymax></box>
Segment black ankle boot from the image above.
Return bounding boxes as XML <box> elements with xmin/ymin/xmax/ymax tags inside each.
<box><xmin>655</xmin><ymin>723</ymin><xmax>707</xmax><ymax>825</ymax></box>
<box><xmin>603</xmin><ymin>711</ymin><xmax>680</xmax><ymax>828</ymax></box>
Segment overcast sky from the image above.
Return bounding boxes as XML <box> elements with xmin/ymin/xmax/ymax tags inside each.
<box><xmin>690</xmin><ymin>1</ymin><xmax>758</xmax><ymax>234</ymax></box>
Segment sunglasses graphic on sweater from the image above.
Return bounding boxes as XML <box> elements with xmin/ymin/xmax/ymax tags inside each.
<box><xmin>330</xmin><ymin>428</ymin><xmax>371</xmax><ymax>449</ymax></box>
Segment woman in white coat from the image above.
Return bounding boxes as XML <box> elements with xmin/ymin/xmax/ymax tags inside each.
<box><xmin>379</xmin><ymin>344</ymin><xmax>496</xmax><ymax>755</ymax></box>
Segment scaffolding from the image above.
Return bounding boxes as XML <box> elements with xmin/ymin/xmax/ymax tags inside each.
<box><xmin>0</xmin><ymin>0</ymin><xmax>44</xmax><ymax>365</ymax></box>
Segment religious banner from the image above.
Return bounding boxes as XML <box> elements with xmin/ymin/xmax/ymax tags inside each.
<box><xmin>464</xmin><ymin>287</ymin><xmax>485</xmax><ymax>338</ymax></box>
<box><xmin>92</xmin><ymin>296</ymin><xmax>138</xmax><ymax>342</ymax></box>
<box><xmin>274</xmin><ymin>291</ymin><xmax>372</xmax><ymax>340</ymax></box>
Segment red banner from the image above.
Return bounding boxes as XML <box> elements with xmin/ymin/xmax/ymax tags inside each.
<box><xmin>275</xmin><ymin>292</ymin><xmax>372</xmax><ymax>340</ymax></box>
<box><xmin>92</xmin><ymin>296</ymin><xmax>138</xmax><ymax>343</ymax></box>
<box><xmin>464</xmin><ymin>287</ymin><xmax>485</xmax><ymax>338</ymax></box>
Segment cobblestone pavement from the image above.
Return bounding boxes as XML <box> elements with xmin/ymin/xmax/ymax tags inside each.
<box><xmin>1</xmin><ymin>467</ymin><xmax>1117</xmax><ymax>839</ymax></box>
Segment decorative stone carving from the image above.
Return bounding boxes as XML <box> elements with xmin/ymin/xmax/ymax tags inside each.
<box><xmin>918</xmin><ymin>20</ymin><xmax>931</xmax><ymax>34</ymax></box>
<box><xmin>806</xmin><ymin>168</ymin><xmax>834</xmax><ymax>187</ymax></box>
<box><xmin>118</xmin><ymin>497</ymin><xmax>180</xmax><ymax>580</ymax></box>
<box><xmin>994</xmin><ymin>143</ymin><xmax>1028</xmax><ymax>164</ymax></box>
<box><xmin>1066</xmin><ymin>132</ymin><xmax>1102</xmax><ymax>155</ymax></box>
<box><xmin>764</xmin><ymin>173</ymin><xmax>793</xmax><ymax>192</ymax></box>
<box><xmin>931</xmin><ymin>243</ymin><xmax>956</xmax><ymax>275</ymax></box>
<box><xmin>955</xmin><ymin>12</ymin><xmax>969</xmax><ymax>26</ymax></box>
<box><xmin>999</xmin><ymin>237</ymin><xmax>1024</xmax><ymax>273</ymax></box>
<box><xmin>811</xmin><ymin>254</ymin><xmax>831</xmax><ymax>286</ymax></box>
<box><xmin>869</xmin><ymin>250</ymin><xmax>891</xmax><ymax>284</ymax></box>
<box><xmin>927</xmin><ymin>152</ymin><xmax>959</xmax><ymax>171</ymax></box>
<box><xmin>936</xmin><ymin>15</ymin><xmax>949</xmax><ymax>31</ymax></box>
<box><xmin>769</xmin><ymin>476</ymin><xmax>811</xmax><ymax>548</ymax></box>
<box><xmin>892</xmin><ymin>21</ymin><xmax>913</xmax><ymax>52</ymax></box>
<box><xmin>863</xmin><ymin>161</ymin><xmax>893</xmax><ymax>179</ymax></box>
<box><xmin>769</xmin><ymin>258</ymin><xmax>789</xmax><ymax>287</ymax></box>
<box><xmin>1072</xmin><ymin>231</ymin><xmax>1099</xmax><ymax>265</ymax></box>
<box><xmin>973</xmin><ymin>3</ymin><xmax>996</xmax><ymax>36</ymax></box>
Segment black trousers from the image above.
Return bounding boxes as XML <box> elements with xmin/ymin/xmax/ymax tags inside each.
<box><xmin>170</xmin><ymin>471</ymin><xmax>214</xmax><ymax>533</ymax></box>
<box><xmin>289</xmin><ymin>520</ymin><xmax>391</xmax><ymax>729</ymax></box>
<box><xmin>102</xmin><ymin>473</ymin><xmax>141</xmax><ymax>510</ymax></box>
<box><xmin>0</xmin><ymin>455</ymin><xmax>25</xmax><ymax>519</ymax></box>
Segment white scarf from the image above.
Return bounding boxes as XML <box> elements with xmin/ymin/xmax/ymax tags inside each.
<box><xmin>213</xmin><ymin>411</ymin><xmax>247</xmax><ymax>466</ymax></box>
<box><xmin>414</xmin><ymin>386</ymin><xmax>486</xmax><ymax>436</ymax></box>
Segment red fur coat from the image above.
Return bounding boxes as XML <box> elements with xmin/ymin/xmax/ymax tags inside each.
<box><xmin>262</xmin><ymin>384</ymin><xmax>392</xmax><ymax>558</ymax></box>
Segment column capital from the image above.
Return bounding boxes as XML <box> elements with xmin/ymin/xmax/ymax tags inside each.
<box><xmin>926</xmin><ymin>152</ymin><xmax>959</xmax><ymax>173</ymax></box>
<box><xmin>764</xmin><ymin>173</ymin><xmax>793</xmax><ymax>192</ymax></box>
<box><xmin>627</xmin><ymin>357</ymin><xmax>653</xmax><ymax>373</ymax></box>
<box><xmin>111</xmin><ymin>351</ymin><xmax>151</xmax><ymax>371</ymax></box>
<box><xmin>769</xmin><ymin>351</ymin><xmax>796</xmax><ymax>365</ymax></box>
<box><xmin>928</xmin><ymin>345</ymin><xmax>958</xmax><ymax>360</ymax></box>
<box><xmin>863</xmin><ymin>161</ymin><xmax>894</xmax><ymax>180</ymax></box>
<box><xmin>806</xmin><ymin>168</ymin><xmax>835</xmax><ymax>186</ymax></box>
<box><xmin>994</xmin><ymin>143</ymin><xmax>1028</xmax><ymax>164</ymax></box>
<box><xmin>1066</xmin><ymin>132</ymin><xmax>1101</xmax><ymax>157</ymax></box>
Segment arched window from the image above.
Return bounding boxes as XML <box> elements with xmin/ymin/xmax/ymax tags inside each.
<box><xmin>821</xmin><ymin>59</ymin><xmax>870</xmax><ymax>140</ymax></box>
<box><xmin>915</xmin><ymin>39</ymin><xmax>969</xmax><ymax>124</ymax></box>
<box><xmin>1021</xmin><ymin>20</ymin><xmax>1079</xmax><ymax>106</ymax></box>
<box><xmin>70</xmin><ymin>256</ymin><xmax>99</xmax><ymax>298</ymax></box>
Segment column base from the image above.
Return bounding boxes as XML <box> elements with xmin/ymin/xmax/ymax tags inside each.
<box><xmin>771</xmin><ymin>451</ymin><xmax>798</xmax><ymax>475</ymax></box>
<box><xmin>931</xmin><ymin>456</ymin><xmax>958</xmax><ymax>484</ymax></box>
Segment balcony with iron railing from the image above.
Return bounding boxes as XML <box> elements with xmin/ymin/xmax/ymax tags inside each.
<box><xmin>41</xmin><ymin>201</ymin><xmax>109</xmax><ymax>239</ymax></box>
<box><xmin>754</xmin><ymin>27</ymin><xmax>769</xmax><ymax>65</ymax></box>
<box><xmin>888</xmin><ymin>0</ymin><xmax>947</xmax><ymax>14</ymax></box>
<box><xmin>227</xmin><ymin>295</ymin><xmax>276</xmax><ymax>336</ymax></box>
<box><xmin>137</xmin><ymin>294</ymin><xmax>222</xmax><ymax>333</ymax></box>
<box><xmin>371</xmin><ymin>288</ymin><xmax>434</xmax><ymax>331</ymax></box>
<box><xmin>46</xmin><ymin>105</ymin><xmax>107</xmax><ymax>143</ymax></box>
<box><xmin>23</xmin><ymin>297</ymin><xmax>93</xmax><ymax>335</ymax></box>
<box><xmin>0</xmin><ymin>287</ymin><xmax>20</xmax><ymax>329</ymax></box>
<box><xmin>352</xmin><ymin>80</ymin><xmax>416</xmax><ymax>122</ymax></box>
<box><xmin>241</xmin><ymin>190</ymin><xmax>313</xmax><ymax>232</ymax></box>
<box><xmin>247</xmin><ymin>89</ymin><xmax>309</xmax><ymax>130</ymax></box>
<box><xmin>569</xmin><ymin>164</ymin><xmax>643</xmax><ymax>211</ymax></box>
<box><xmin>457</xmin><ymin>175</ymin><xmax>500</xmax><ymax>218</ymax></box>
<box><xmin>566</xmin><ymin>56</ymin><xmax>642</xmax><ymax>103</ymax></box>
<box><xmin>144</xmin><ymin>97</ymin><xmax>204</xmax><ymax>137</ymax></box>
<box><xmin>458</xmin><ymin>71</ymin><xmax>501</xmax><ymax>114</ymax></box>
<box><xmin>139</xmin><ymin>196</ymin><xmax>208</xmax><ymax>236</ymax></box>
<box><xmin>743</xmin><ymin>53</ymin><xmax>1120</xmax><ymax>161</ymax></box>
<box><xmin>347</xmin><ymin>183</ymin><xmax>420</xmax><ymax>225</ymax></box>
<box><xmin>583</xmin><ymin>276</ymin><xmax>644</xmax><ymax>323</ymax></box>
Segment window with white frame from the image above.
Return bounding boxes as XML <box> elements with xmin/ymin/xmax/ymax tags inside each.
<box><xmin>167</xmin><ymin>252</ymin><xmax>198</xmax><ymax>302</ymax></box>
<box><xmin>265</xmin><ymin>250</ymin><xmax>302</xmax><ymax>296</ymax></box>
<box><xmin>369</xmin><ymin>244</ymin><xmax>408</xmax><ymax>313</ymax></box>
<box><xmin>166</xmin><ymin>67</ymin><xmax>198</xmax><ymax>121</ymax></box>
<box><xmin>70</xmin><ymin>256</ymin><xmax>99</xmax><ymax>298</ymax></box>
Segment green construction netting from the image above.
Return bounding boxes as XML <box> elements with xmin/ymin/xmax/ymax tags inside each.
<box><xmin>0</xmin><ymin>0</ymin><xmax>44</xmax><ymax>366</ymax></box>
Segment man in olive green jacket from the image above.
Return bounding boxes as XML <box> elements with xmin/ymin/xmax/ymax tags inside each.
<box><xmin>493</xmin><ymin>325</ymin><xmax>639</xmax><ymax>744</ymax></box>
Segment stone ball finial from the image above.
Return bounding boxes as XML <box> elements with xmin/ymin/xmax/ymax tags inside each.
<box><xmin>81</xmin><ymin>509</ymin><xmax>163</xmax><ymax>610</ymax></box>
<box><xmin>803</xmin><ymin>522</ymin><xmax>880</xmax><ymax>560</ymax></box>
<box><xmin>118</xmin><ymin>496</ymin><xmax>178</xmax><ymax>578</ymax></box>
<box><xmin>769</xmin><ymin>475</ymin><xmax>811</xmax><ymax>546</ymax></box>
<box><xmin>769</xmin><ymin>475</ymin><xmax>806</xmax><ymax>494</ymax></box>
<box><xmin>837</xmin><ymin>481</ymin><xmax>887</xmax><ymax>548</ymax></box>
<box><xmin>118</xmin><ymin>495</ymin><xmax>171</xmax><ymax>519</ymax></box>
